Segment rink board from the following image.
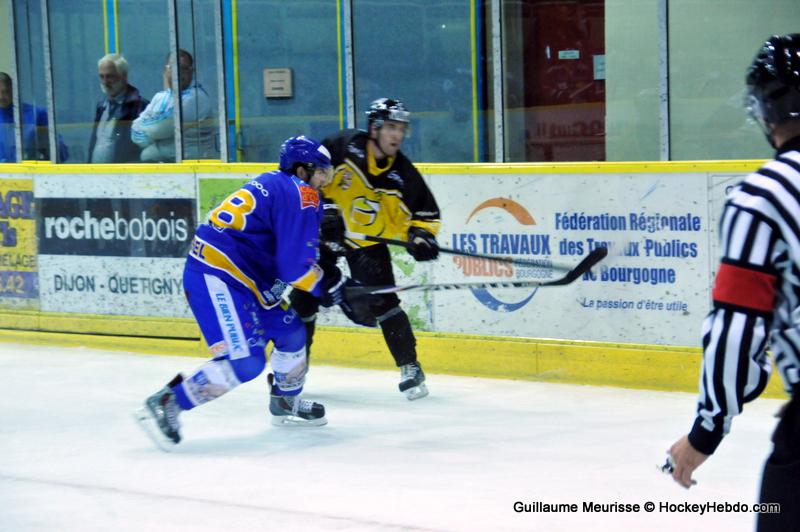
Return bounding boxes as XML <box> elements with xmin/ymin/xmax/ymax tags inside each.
<box><xmin>35</xmin><ymin>174</ymin><xmax>196</xmax><ymax>317</ymax></box>
<box><xmin>425</xmin><ymin>171</ymin><xmax>710</xmax><ymax>345</ymax></box>
<box><xmin>0</xmin><ymin>177</ymin><xmax>37</xmax><ymax>310</ymax></box>
<box><xmin>0</xmin><ymin>160</ymin><xmax>785</xmax><ymax>397</ymax></box>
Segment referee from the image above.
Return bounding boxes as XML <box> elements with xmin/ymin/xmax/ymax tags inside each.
<box><xmin>668</xmin><ymin>33</ymin><xmax>800</xmax><ymax>532</ymax></box>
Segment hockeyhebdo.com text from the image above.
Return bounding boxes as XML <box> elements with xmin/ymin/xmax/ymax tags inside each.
<box><xmin>512</xmin><ymin>500</ymin><xmax>780</xmax><ymax>515</ymax></box>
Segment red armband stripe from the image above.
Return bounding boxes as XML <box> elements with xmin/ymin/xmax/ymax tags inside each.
<box><xmin>712</xmin><ymin>262</ymin><xmax>776</xmax><ymax>312</ymax></box>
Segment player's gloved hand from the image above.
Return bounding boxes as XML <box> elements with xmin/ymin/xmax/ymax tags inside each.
<box><xmin>319</xmin><ymin>268</ymin><xmax>377</xmax><ymax>327</ymax></box>
<box><xmin>407</xmin><ymin>226</ymin><xmax>439</xmax><ymax>262</ymax></box>
<box><xmin>320</xmin><ymin>266</ymin><xmax>347</xmax><ymax>308</ymax></box>
<box><xmin>339</xmin><ymin>279</ymin><xmax>377</xmax><ymax>327</ymax></box>
<box><xmin>321</xmin><ymin>202</ymin><xmax>346</xmax><ymax>245</ymax></box>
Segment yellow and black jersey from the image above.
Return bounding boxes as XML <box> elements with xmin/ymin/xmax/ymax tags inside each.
<box><xmin>320</xmin><ymin>129</ymin><xmax>440</xmax><ymax>249</ymax></box>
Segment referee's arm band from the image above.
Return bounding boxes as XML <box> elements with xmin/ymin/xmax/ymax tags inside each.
<box><xmin>712</xmin><ymin>262</ymin><xmax>776</xmax><ymax>312</ymax></box>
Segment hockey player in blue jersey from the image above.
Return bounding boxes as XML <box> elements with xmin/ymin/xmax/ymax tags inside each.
<box><xmin>135</xmin><ymin>135</ymin><xmax>337</xmax><ymax>450</ymax></box>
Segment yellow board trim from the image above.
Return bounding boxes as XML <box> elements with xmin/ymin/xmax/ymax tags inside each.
<box><xmin>413</xmin><ymin>160</ymin><xmax>766</xmax><ymax>174</ymax></box>
<box><xmin>0</xmin><ymin>309</ymin><xmax>199</xmax><ymax>338</ymax></box>
<box><xmin>0</xmin><ymin>311</ymin><xmax>787</xmax><ymax>399</ymax></box>
<box><xmin>305</xmin><ymin>327</ymin><xmax>788</xmax><ymax>399</ymax></box>
<box><xmin>335</xmin><ymin>0</ymin><xmax>344</xmax><ymax>129</ymax></box>
<box><xmin>231</xmin><ymin>0</ymin><xmax>242</xmax><ymax>162</ymax></box>
<box><xmin>470</xmin><ymin>0</ymin><xmax>479</xmax><ymax>162</ymax></box>
<box><xmin>102</xmin><ymin>0</ymin><xmax>109</xmax><ymax>54</ymax></box>
<box><xmin>101</xmin><ymin>0</ymin><xmax>120</xmax><ymax>54</ymax></box>
<box><xmin>112</xmin><ymin>0</ymin><xmax>119</xmax><ymax>53</ymax></box>
<box><xmin>0</xmin><ymin>159</ymin><xmax>764</xmax><ymax>175</ymax></box>
<box><xmin>0</xmin><ymin>162</ymin><xmax>278</xmax><ymax>174</ymax></box>
<box><xmin>0</xmin><ymin>328</ymin><xmax>202</xmax><ymax>357</ymax></box>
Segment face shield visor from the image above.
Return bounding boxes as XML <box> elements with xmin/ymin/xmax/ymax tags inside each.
<box><xmin>744</xmin><ymin>90</ymin><xmax>768</xmax><ymax>130</ymax></box>
<box><xmin>370</xmin><ymin>107</ymin><xmax>412</xmax><ymax>138</ymax></box>
<box><xmin>385</xmin><ymin>109</ymin><xmax>411</xmax><ymax>138</ymax></box>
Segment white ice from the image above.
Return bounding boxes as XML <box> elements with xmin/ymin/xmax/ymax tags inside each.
<box><xmin>0</xmin><ymin>342</ymin><xmax>783</xmax><ymax>531</ymax></box>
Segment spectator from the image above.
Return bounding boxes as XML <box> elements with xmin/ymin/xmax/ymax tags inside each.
<box><xmin>131</xmin><ymin>49</ymin><xmax>215</xmax><ymax>162</ymax></box>
<box><xmin>87</xmin><ymin>54</ymin><xmax>149</xmax><ymax>163</ymax></box>
<box><xmin>0</xmin><ymin>72</ymin><xmax>68</xmax><ymax>162</ymax></box>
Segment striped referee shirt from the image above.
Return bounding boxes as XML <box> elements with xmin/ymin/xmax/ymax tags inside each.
<box><xmin>689</xmin><ymin>136</ymin><xmax>800</xmax><ymax>455</ymax></box>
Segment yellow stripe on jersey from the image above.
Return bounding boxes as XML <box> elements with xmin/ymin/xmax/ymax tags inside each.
<box><xmin>410</xmin><ymin>219</ymin><xmax>441</xmax><ymax>236</ymax></box>
<box><xmin>290</xmin><ymin>264</ymin><xmax>324</xmax><ymax>293</ymax></box>
<box><xmin>323</xmin><ymin>160</ymin><xmax>414</xmax><ymax>248</ymax></box>
<box><xmin>189</xmin><ymin>236</ymin><xmax>273</xmax><ymax>309</ymax></box>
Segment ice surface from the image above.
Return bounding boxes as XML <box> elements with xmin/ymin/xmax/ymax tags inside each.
<box><xmin>0</xmin><ymin>343</ymin><xmax>782</xmax><ymax>531</ymax></box>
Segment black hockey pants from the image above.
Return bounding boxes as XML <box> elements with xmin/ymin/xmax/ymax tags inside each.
<box><xmin>757</xmin><ymin>392</ymin><xmax>800</xmax><ymax>531</ymax></box>
<box><xmin>290</xmin><ymin>243</ymin><xmax>417</xmax><ymax>367</ymax></box>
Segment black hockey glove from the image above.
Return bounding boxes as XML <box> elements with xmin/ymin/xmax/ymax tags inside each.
<box><xmin>319</xmin><ymin>267</ymin><xmax>376</xmax><ymax>327</ymax></box>
<box><xmin>340</xmin><ymin>280</ymin><xmax>378</xmax><ymax>327</ymax></box>
<box><xmin>407</xmin><ymin>226</ymin><xmax>439</xmax><ymax>262</ymax></box>
<box><xmin>320</xmin><ymin>266</ymin><xmax>346</xmax><ymax>308</ymax></box>
<box><xmin>320</xmin><ymin>202</ymin><xmax>346</xmax><ymax>255</ymax></box>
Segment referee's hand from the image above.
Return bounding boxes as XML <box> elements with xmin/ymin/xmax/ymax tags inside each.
<box><xmin>668</xmin><ymin>435</ymin><xmax>708</xmax><ymax>489</ymax></box>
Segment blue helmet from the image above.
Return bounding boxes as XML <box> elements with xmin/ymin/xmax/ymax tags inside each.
<box><xmin>278</xmin><ymin>135</ymin><xmax>332</xmax><ymax>176</ymax></box>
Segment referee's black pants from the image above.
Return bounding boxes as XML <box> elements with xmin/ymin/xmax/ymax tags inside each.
<box><xmin>757</xmin><ymin>392</ymin><xmax>800</xmax><ymax>531</ymax></box>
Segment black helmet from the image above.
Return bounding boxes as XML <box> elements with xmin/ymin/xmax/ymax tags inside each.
<box><xmin>745</xmin><ymin>34</ymin><xmax>800</xmax><ymax>126</ymax></box>
<box><xmin>366</xmin><ymin>98</ymin><xmax>410</xmax><ymax>129</ymax></box>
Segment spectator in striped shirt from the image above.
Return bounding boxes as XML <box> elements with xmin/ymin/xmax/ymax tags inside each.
<box><xmin>668</xmin><ymin>34</ymin><xmax>800</xmax><ymax>531</ymax></box>
<box><xmin>131</xmin><ymin>49</ymin><xmax>215</xmax><ymax>162</ymax></box>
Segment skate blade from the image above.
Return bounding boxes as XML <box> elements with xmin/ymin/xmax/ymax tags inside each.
<box><xmin>271</xmin><ymin>414</ymin><xmax>328</xmax><ymax>427</ymax></box>
<box><xmin>403</xmin><ymin>383</ymin><xmax>429</xmax><ymax>401</ymax></box>
<box><xmin>132</xmin><ymin>407</ymin><xmax>177</xmax><ymax>452</ymax></box>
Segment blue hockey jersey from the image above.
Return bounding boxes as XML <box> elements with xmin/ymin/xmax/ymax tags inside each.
<box><xmin>187</xmin><ymin>170</ymin><xmax>324</xmax><ymax>309</ymax></box>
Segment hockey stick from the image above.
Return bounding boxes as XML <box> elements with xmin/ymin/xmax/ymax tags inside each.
<box><xmin>345</xmin><ymin>246</ymin><xmax>607</xmax><ymax>296</ymax></box>
<box><xmin>344</xmin><ymin>231</ymin><xmax>572</xmax><ymax>271</ymax></box>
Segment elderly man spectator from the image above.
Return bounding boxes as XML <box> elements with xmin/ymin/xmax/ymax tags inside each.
<box><xmin>87</xmin><ymin>54</ymin><xmax>149</xmax><ymax>163</ymax></box>
<box><xmin>131</xmin><ymin>49</ymin><xmax>214</xmax><ymax>162</ymax></box>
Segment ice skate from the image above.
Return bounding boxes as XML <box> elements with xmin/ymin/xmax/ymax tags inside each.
<box><xmin>269</xmin><ymin>393</ymin><xmax>327</xmax><ymax>427</ymax></box>
<box><xmin>134</xmin><ymin>382</ymin><xmax>183</xmax><ymax>451</ymax></box>
<box><xmin>399</xmin><ymin>361</ymin><xmax>428</xmax><ymax>400</ymax></box>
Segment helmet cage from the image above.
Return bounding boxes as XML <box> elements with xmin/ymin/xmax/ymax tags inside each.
<box><xmin>366</xmin><ymin>98</ymin><xmax>412</xmax><ymax>137</ymax></box>
<box><xmin>745</xmin><ymin>34</ymin><xmax>800</xmax><ymax>127</ymax></box>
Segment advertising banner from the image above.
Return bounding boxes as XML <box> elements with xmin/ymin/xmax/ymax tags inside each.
<box><xmin>37</xmin><ymin>174</ymin><xmax>196</xmax><ymax>317</ymax></box>
<box><xmin>196</xmin><ymin>174</ymin><xmax>250</xmax><ymax>222</ymax></box>
<box><xmin>425</xmin><ymin>172</ymin><xmax>732</xmax><ymax>345</ymax></box>
<box><xmin>0</xmin><ymin>177</ymin><xmax>38</xmax><ymax>309</ymax></box>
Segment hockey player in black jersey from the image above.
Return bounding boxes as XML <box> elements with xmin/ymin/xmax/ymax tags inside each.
<box><xmin>668</xmin><ymin>34</ymin><xmax>800</xmax><ymax>532</ymax></box>
<box><xmin>291</xmin><ymin>98</ymin><xmax>441</xmax><ymax>400</ymax></box>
